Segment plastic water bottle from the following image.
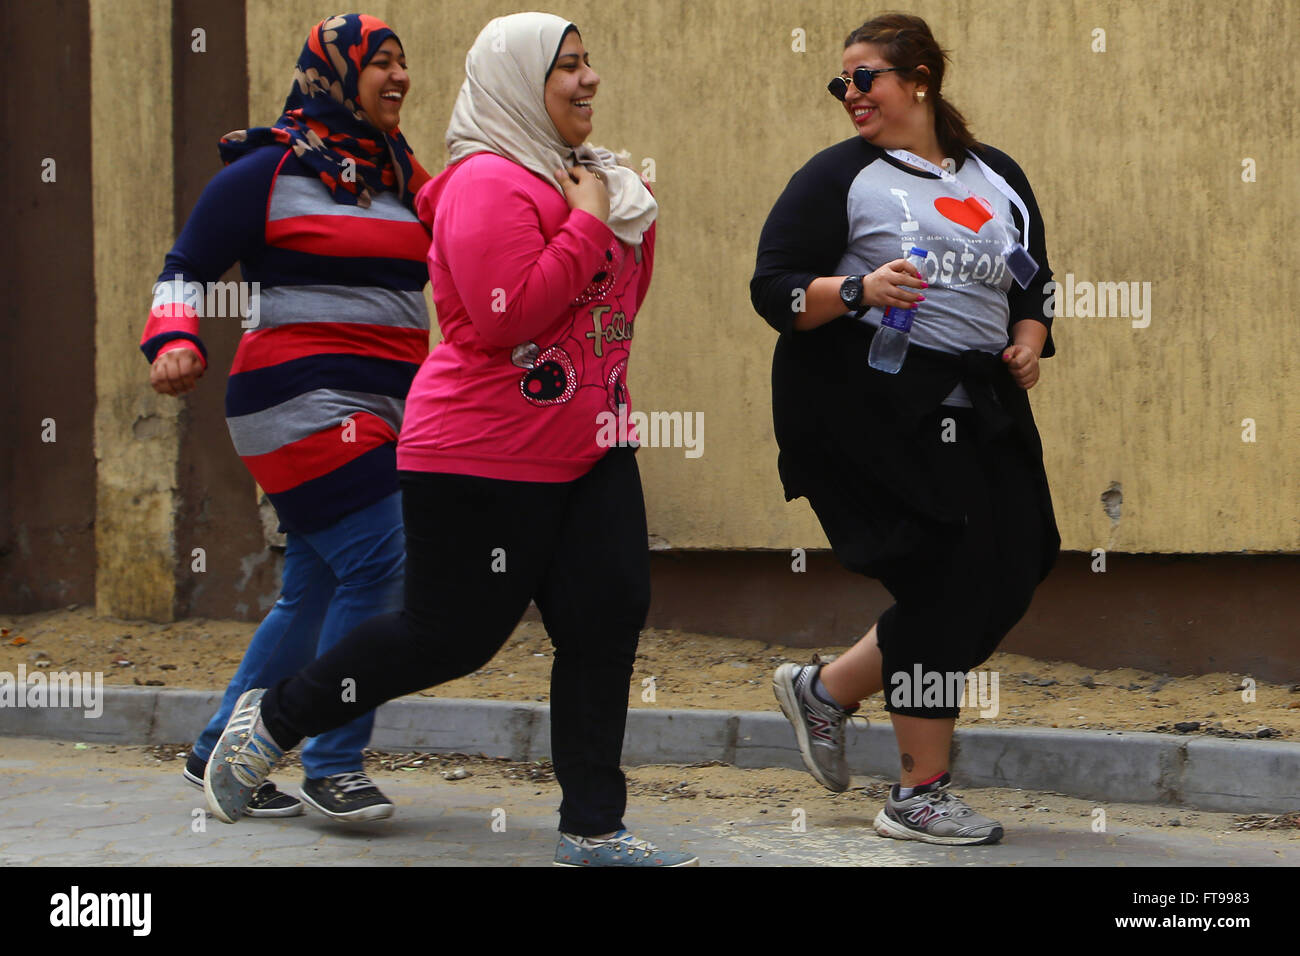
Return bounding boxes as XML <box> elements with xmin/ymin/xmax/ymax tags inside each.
<box><xmin>868</xmin><ymin>246</ymin><xmax>929</xmax><ymax>374</ymax></box>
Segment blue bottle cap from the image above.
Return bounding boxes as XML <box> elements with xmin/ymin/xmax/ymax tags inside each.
<box><xmin>908</xmin><ymin>246</ymin><xmax>929</xmax><ymax>258</ymax></box>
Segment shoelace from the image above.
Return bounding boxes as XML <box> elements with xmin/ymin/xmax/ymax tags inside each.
<box><xmin>821</xmin><ymin>708</ymin><xmax>869</xmax><ymax>745</ymax></box>
<box><xmin>329</xmin><ymin>771</ymin><xmax>377</xmax><ymax>794</ymax></box>
<box><xmin>846</xmin><ymin>712</ymin><xmax>870</xmax><ymax>730</ymax></box>
<box><xmin>225</xmin><ymin>705</ymin><xmax>280</xmax><ymax>787</ymax></box>
<box><xmin>567</xmin><ymin>830</ymin><xmax>658</xmax><ymax>858</ymax></box>
<box><xmin>604</xmin><ymin>831</ymin><xmax>658</xmax><ymax>858</ymax></box>
<box><xmin>918</xmin><ymin>787</ymin><xmax>974</xmax><ymax>819</ymax></box>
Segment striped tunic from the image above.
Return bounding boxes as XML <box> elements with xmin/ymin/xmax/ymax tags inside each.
<box><xmin>141</xmin><ymin>145</ymin><xmax>431</xmax><ymax>533</ymax></box>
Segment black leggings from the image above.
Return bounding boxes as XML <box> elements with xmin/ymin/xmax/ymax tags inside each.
<box><xmin>807</xmin><ymin>407</ymin><xmax>1046</xmax><ymax>718</ymax></box>
<box><xmin>261</xmin><ymin>447</ymin><xmax>650</xmax><ymax>836</ymax></box>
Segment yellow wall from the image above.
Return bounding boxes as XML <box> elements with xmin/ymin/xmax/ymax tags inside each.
<box><xmin>92</xmin><ymin>0</ymin><xmax>180</xmax><ymax>619</ymax></box>
<box><xmin>245</xmin><ymin>0</ymin><xmax>1300</xmax><ymax>554</ymax></box>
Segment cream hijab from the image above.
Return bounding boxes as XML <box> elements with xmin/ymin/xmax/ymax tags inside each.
<box><xmin>445</xmin><ymin>12</ymin><xmax>658</xmax><ymax>246</ymax></box>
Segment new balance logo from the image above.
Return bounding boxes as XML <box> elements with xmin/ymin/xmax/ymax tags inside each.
<box><xmin>904</xmin><ymin>804</ymin><xmax>943</xmax><ymax>828</ymax></box>
<box><xmin>806</xmin><ymin>709</ymin><xmax>834</xmax><ymax>743</ymax></box>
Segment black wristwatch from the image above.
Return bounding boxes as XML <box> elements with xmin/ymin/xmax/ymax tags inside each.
<box><xmin>839</xmin><ymin>275</ymin><xmax>867</xmax><ymax>317</ymax></box>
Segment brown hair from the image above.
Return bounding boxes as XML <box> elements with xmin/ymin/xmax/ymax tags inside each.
<box><xmin>845</xmin><ymin>13</ymin><xmax>979</xmax><ymax>160</ymax></box>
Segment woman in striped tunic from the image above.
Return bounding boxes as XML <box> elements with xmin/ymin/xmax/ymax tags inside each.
<box><xmin>141</xmin><ymin>13</ymin><xmax>430</xmax><ymax>822</ymax></box>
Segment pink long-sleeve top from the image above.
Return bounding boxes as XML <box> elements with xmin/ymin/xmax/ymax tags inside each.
<box><xmin>398</xmin><ymin>152</ymin><xmax>656</xmax><ymax>482</ymax></box>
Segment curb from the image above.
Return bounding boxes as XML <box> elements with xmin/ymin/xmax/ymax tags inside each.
<box><xmin>2</xmin><ymin>687</ymin><xmax>1297</xmax><ymax>814</ymax></box>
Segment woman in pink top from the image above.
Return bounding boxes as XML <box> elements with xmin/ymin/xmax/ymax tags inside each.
<box><xmin>204</xmin><ymin>12</ymin><xmax>698</xmax><ymax>867</ymax></box>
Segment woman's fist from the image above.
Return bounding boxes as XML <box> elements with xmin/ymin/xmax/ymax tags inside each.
<box><xmin>1002</xmin><ymin>344</ymin><xmax>1039</xmax><ymax>390</ymax></box>
<box><xmin>150</xmin><ymin>346</ymin><xmax>205</xmax><ymax>396</ymax></box>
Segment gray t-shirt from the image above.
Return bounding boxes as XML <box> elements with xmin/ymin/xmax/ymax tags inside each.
<box><xmin>834</xmin><ymin>156</ymin><xmax>1019</xmax><ymax>405</ymax></box>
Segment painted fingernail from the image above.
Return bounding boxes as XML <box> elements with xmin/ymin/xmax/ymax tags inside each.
<box><xmin>916</xmin><ymin>295</ymin><xmax>925</xmax><ymax>302</ymax></box>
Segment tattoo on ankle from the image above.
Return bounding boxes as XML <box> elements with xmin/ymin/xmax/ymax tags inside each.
<box><xmin>901</xmin><ymin>753</ymin><xmax>914</xmax><ymax>772</ymax></box>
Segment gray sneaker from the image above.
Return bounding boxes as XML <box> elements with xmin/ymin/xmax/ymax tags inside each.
<box><xmin>204</xmin><ymin>688</ymin><xmax>287</xmax><ymax>824</ymax></box>
<box><xmin>773</xmin><ymin>658</ymin><xmax>859</xmax><ymax>792</ymax></box>
<box><xmin>873</xmin><ymin>773</ymin><xmax>1004</xmax><ymax>845</ymax></box>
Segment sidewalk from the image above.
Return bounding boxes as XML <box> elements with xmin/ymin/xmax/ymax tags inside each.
<box><xmin>1</xmin><ymin>737</ymin><xmax>1296</xmax><ymax>867</ymax></box>
<box><xmin>3</xmin><ymin>686</ymin><xmax>1298</xmax><ymax>814</ymax></box>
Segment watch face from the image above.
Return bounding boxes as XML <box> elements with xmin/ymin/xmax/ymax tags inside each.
<box><xmin>840</xmin><ymin>276</ymin><xmax>863</xmax><ymax>308</ymax></box>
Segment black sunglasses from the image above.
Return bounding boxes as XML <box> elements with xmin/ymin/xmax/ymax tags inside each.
<box><xmin>827</xmin><ymin>66</ymin><xmax>900</xmax><ymax>101</ymax></box>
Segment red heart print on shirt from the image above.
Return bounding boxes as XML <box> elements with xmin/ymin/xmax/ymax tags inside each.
<box><xmin>934</xmin><ymin>195</ymin><xmax>994</xmax><ymax>233</ymax></box>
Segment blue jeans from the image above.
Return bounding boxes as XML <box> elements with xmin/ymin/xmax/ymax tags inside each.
<box><xmin>192</xmin><ymin>491</ymin><xmax>404</xmax><ymax>779</ymax></box>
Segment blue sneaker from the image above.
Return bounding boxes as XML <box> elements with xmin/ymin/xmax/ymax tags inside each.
<box><xmin>184</xmin><ymin>751</ymin><xmax>303</xmax><ymax>818</ymax></box>
<box><xmin>204</xmin><ymin>689</ymin><xmax>287</xmax><ymax>824</ymax></box>
<box><xmin>553</xmin><ymin>830</ymin><xmax>699</xmax><ymax>867</ymax></box>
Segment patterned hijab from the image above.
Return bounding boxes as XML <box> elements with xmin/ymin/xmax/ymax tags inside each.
<box><xmin>220</xmin><ymin>13</ymin><xmax>429</xmax><ymax>209</ymax></box>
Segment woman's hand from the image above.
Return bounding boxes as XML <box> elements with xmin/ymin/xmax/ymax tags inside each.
<box><xmin>150</xmin><ymin>346</ymin><xmax>205</xmax><ymax>396</ymax></box>
<box><xmin>555</xmin><ymin>165</ymin><xmax>610</xmax><ymax>222</ymax></box>
<box><xmin>1002</xmin><ymin>344</ymin><xmax>1039</xmax><ymax>389</ymax></box>
<box><xmin>860</xmin><ymin>259</ymin><xmax>927</xmax><ymax>311</ymax></box>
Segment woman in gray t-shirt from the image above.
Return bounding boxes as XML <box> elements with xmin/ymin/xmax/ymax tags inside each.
<box><xmin>752</xmin><ymin>12</ymin><xmax>1061</xmax><ymax>848</ymax></box>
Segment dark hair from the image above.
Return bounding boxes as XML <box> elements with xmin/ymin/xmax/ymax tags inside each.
<box><xmin>845</xmin><ymin>13</ymin><xmax>979</xmax><ymax>160</ymax></box>
<box><xmin>546</xmin><ymin>24</ymin><xmax>580</xmax><ymax>78</ymax></box>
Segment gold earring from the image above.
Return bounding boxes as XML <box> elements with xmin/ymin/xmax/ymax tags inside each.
<box><xmin>916</xmin><ymin>90</ymin><xmax>927</xmax><ymax>102</ymax></box>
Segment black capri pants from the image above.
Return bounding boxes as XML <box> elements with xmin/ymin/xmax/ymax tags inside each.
<box><xmin>804</xmin><ymin>405</ymin><xmax>1046</xmax><ymax>719</ymax></box>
